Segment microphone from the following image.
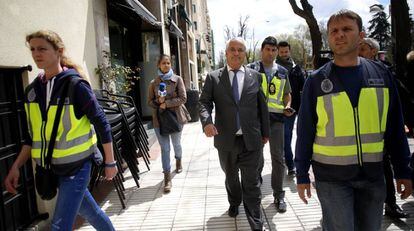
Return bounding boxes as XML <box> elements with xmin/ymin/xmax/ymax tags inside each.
<box><xmin>158</xmin><ymin>82</ymin><xmax>167</xmax><ymax>97</ymax></box>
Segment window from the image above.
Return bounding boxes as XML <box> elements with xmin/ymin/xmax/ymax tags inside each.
<box><xmin>192</xmin><ymin>4</ymin><xmax>196</xmax><ymax>13</ymax></box>
<box><xmin>193</xmin><ymin>21</ymin><xmax>198</xmax><ymax>30</ymax></box>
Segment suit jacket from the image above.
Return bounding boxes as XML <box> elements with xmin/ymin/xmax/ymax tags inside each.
<box><xmin>199</xmin><ymin>66</ymin><xmax>270</xmax><ymax>151</ymax></box>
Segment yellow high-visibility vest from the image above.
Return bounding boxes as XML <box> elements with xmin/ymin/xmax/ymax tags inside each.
<box><xmin>261</xmin><ymin>73</ymin><xmax>286</xmax><ymax>113</ymax></box>
<box><xmin>312</xmin><ymin>87</ymin><xmax>389</xmax><ymax>166</ymax></box>
<box><xmin>25</xmin><ymin>81</ymin><xmax>97</xmax><ymax>168</ymax></box>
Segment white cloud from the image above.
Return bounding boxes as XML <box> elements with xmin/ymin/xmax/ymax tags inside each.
<box><xmin>207</xmin><ymin>0</ymin><xmax>411</xmax><ymax>63</ymax></box>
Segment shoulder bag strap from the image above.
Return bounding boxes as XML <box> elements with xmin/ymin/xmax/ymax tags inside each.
<box><xmin>45</xmin><ymin>78</ymin><xmax>71</xmax><ymax>168</ymax></box>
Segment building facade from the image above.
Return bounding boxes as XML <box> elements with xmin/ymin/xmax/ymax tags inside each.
<box><xmin>0</xmin><ymin>0</ymin><xmax>207</xmax><ymax>229</ymax></box>
<box><xmin>192</xmin><ymin>0</ymin><xmax>214</xmax><ymax>85</ymax></box>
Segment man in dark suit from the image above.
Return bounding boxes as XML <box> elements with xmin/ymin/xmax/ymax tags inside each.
<box><xmin>199</xmin><ymin>37</ymin><xmax>270</xmax><ymax>231</ymax></box>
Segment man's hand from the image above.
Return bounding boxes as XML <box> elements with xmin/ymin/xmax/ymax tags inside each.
<box><xmin>262</xmin><ymin>137</ymin><xmax>269</xmax><ymax>144</ymax></box>
<box><xmin>396</xmin><ymin>179</ymin><xmax>412</xmax><ymax>199</ymax></box>
<box><xmin>297</xmin><ymin>183</ymin><xmax>312</xmax><ymax>204</ymax></box>
<box><xmin>160</xmin><ymin>103</ymin><xmax>166</xmax><ymax>109</ymax></box>
<box><xmin>204</xmin><ymin>124</ymin><xmax>218</xmax><ymax>137</ymax></box>
<box><xmin>283</xmin><ymin>106</ymin><xmax>295</xmax><ymax>117</ymax></box>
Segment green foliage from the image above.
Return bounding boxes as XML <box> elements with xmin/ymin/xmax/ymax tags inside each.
<box><xmin>275</xmin><ymin>24</ymin><xmax>313</xmax><ymax>68</ymax></box>
<box><xmin>95</xmin><ymin>51</ymin><xmax>140</xmax><ymax>94</ymax></box>
<box><xmin>368</xmin><ymin>4</ymin><xmax>391</xmax><ymax>50</ymax></box>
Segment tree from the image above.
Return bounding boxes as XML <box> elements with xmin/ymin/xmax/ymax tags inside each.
<box><xmin>217</xmin><ymin>50</ymin><xmax>225</xmax><ymax>68</ymax></box>
<box><xmin>368</xmin><ymin>4</ymin><xmax>391</xmax><ymax>50</ymax></box>
<box><xmin>288</xmin><ymin>0</ymin><xmax>322</xmax><ymax>68</ymax></box>
<box><xmin>318</xmin><ymin>20</ymin><xmax>329</xmax><ymax>50</ymax></box>
<box><xmin>276</xmin><ymin>32</ymin><xmax>310</xmax><ymax>67</ymax></box>
<box><xmin>223</xmin><ymin>15</ymin><xmax>259</xmax><ymax>64</ymax></box>
<box><xmin>390</xmin><ymin>0</ymin><xmax>412</xmax><ymax>85</ymax></box>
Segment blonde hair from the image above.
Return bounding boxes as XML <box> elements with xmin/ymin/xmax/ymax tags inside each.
<box><xmin>26</xmin><ymin>30</ymin><xmax>86</xmax><ymax>78</ymax></box>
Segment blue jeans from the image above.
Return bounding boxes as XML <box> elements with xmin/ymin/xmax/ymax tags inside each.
<box><xmin>283</xmin><ymin>115</ymin><xmax>296</xmax><ymax>170</ymax></box>
<box><xmin>315</xmin><ymin>178</ymin><xmax>386</xmax><ymax>231</ymax></box>
<box><xmin>51</xmin><ymin>161</ymin><xmax>115</xmax><ymax>231</ymax></box>
<box><xmin>154</xmin><ymin>128</ymin><xmax>183</xmax><ymax>172</ymax></box>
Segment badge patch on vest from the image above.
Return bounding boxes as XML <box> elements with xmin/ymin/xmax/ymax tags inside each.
<box><xmin>367</xmin><ymin>78</ymin><xmax>385</xmax><ymax>87</ymax></box>
<box><xmin>269</xmin><ymin>83</ymin><xmax>276</xmax><ymax>95</ymax></box>
<box><xmin>321</xmin><ymin>79</ymin><xmax>333</xmax><ymax>93</ymax></box>
<box><xmin>28</xmin><ymin>89</ymin><xmax>36</xmax><ymax>102</ymax></box>
<box><xmin>278</xmin><ymin>73</ymin><xmax>286</xmax><ymax>79</ymax></box>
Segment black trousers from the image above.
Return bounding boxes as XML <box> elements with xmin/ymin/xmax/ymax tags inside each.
<box><xmin>218</xmin><ymin>136</ymin><xmax>263</xmax><ymax>230</ymax></box>
<box><xmin>384</xmin><ymin>154</ymin><xmax>396</xmax><ymax>205</ymax></box>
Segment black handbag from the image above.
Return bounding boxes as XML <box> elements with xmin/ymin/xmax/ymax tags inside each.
<box><xmin>35</xmin><ymin>79</ymin><xmax>70</xmax><ymax>200</ymax></box>
<box><xmin>157</xmin><ymin>108</ymin><xmax>183</xmax><ymax>135</ymax></box>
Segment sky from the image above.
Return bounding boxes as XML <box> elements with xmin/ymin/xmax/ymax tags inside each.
<box><xmin>207</xmin><ymin>0</ymin><xmax>414</xmax><ymax>62</ymax></box>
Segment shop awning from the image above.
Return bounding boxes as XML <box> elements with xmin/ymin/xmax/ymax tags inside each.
<box><xmin>115</xmin><ymin>0</ymin><xmax>162</xmax><ymax>27</ymax></box>
<box><xmin>169</xmin><ymin>20</ymin><xmax>183</xmax><ymax>39</ymax></box>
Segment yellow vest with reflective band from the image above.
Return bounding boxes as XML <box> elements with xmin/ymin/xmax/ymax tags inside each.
<box><xmin>312</xmin><ymin>87</ymin><xmax>389</xmax><ymax>166</ymax></box>
<box><xmin>25</xmin><ymin>81</ymin><xmax>97</xmax><ymax>168</ymax></box>
<box><xmin>261</xmin><ymin>73</ymin><xmax>286</xmax><ymax>113</ymax></box>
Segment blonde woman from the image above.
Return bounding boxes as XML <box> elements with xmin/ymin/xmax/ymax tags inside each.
<box><xmin>4</xmin><ymin>30</ymin><xmax>117</xmax><ymax>230</ymax></box>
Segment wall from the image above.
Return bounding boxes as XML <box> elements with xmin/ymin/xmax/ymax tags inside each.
<box><xmin>0</xmin><ymin>0</ymin><xmax>100</xmax><ymax>88</ymax></box>
<box><xmin>0</xmin><ymin>0</ymin><xmax>101</xmax><ymax>221</ymax></box>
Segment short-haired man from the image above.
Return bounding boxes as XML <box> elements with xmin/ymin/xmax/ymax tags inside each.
<box><xmin>359</xmin><ymin>37</ymin><xmax>380</xmax><ymax>60</ymax></box>
<box><xmin>276</xmin><ymin>41</ymin><xmax>305</xmax><ymax>176</ymax></box>
<box><xmin>296</xmin><ymin>10</ymin><xmax>412</xmax><ymax>230</ymax></box>
<box><xmin>199</xmin><ymin>37</ymin><xmax>269</xmax><ymax>230</ymax></box>
<box><xmin>359</xmin><ymin>37</ymin><xmax>409</xmax><ymax>218</ymax></box>
<box><xmin>248</xmin><ymin>36</ymin><xmax>293</xmax><ymax>213</ymax></box>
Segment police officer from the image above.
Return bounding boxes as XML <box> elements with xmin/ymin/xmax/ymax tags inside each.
<box><xmin>248</xmin><ymin>36</ymin><xmax>293</xmax><ymax>213</ymax></box>
<box><xmin>276</xmin><ymin>41</ymin><xmax>305</xmax><ymax>176</ymax></box>
<box><xmin>296</xmin><ymin>10</ymin><xmax>412</xmax><ymax>230</ymax></box>
<box><xmin>359</xmin><ymin>37</ymin><xmax>409</xmax><ymax>219</ymax></box>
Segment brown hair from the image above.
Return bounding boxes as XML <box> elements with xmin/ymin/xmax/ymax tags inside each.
<box><xmin>157</xmin><ymin>54</ymin><xmax>171</xmax><ymax>65</ymax></box>
<box><xmin>26</xmin><ymin>30</ymin><xmax>86</xmax><ymax>78</ymax></box>
<box><xmin>327</xmin><ymin>9</ymin><xmax>363</xmax><ymax>32</ymax></box>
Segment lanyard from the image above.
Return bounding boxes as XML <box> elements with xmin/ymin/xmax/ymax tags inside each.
<box><xmin>46</xmin><ymin>77</ymin><xmax>55</xmax><ymax>109</ymax></box>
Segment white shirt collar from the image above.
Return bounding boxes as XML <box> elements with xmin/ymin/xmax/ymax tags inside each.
<box><xmin>227</xmin><ymin>65</ymin><xmax>245</xmax><ymax>73</ymax></box>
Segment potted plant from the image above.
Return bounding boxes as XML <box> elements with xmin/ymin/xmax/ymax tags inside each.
<box><xmin>95</xmin><ymin>51</ymin><xmax>140</xmax><ymax>94</ymax></box>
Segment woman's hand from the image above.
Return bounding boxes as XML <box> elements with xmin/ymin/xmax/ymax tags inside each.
<box><xmin>4</xmin><ymin>167</ymin><xmax>20</xmax><ymax>194</ymax></box>
<box><xmin>4</xmin><ymin>145</ymin><xmax>31</xmax><ymax>194</ymax></box>
<box><xmin>101</xmin><ymin>142</ymin><xmax>118</xmax><ymax>181</ymax></box>
<box><xmin>105</xmin><ymin>165</ymin><xmax>118</xmax><ymax>181</ymax></box>
<box><xmin>158</xmin><ymin>96</ymin><xmax>165</xmax><ymax>104</ymax></box>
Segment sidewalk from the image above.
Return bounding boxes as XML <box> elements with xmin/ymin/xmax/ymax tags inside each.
<box><xmin>78</xmin><ymin>122</ymin><xmax>414</xmax><ymax>230</ymax></box>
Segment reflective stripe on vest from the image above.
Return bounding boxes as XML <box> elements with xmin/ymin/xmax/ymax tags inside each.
<box><xmin>312</xmin><ymin>87</ymin><xmax>389</xmax><ymax>166</ymax></box>
<box><xmin>26</xmin><ymin>102</ymin><xmax>97</xmax><ymax>166</ymax></box>
<box><xmin>261</xmin><ymin>73</ymin><xmax>285</xmax><ymax>113</ymax></box>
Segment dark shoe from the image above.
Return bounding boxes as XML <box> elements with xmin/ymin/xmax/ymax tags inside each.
<box><xmin>228</xmin><ymin>205</ymin><xmax>239</xmax><ymax>217</ymax></box>
<box><xmin>253</xmin><ymin>227</ymin><xmax>267</xmax><ymax>231</ymax></box>
<box><xmin>288</xmin><ymin>168</ymin><xmax>296</xmax><ymax>176</ymax></box>
<box><xmin>275</xmin><ymin>198</ymin><xmax>287</xmax><ymax>213</ymax></box>
<box><xmin>176</xmin><ymin>159</ymin><xmax>183</xmax><ymax>173</ymax></box>
<box><xmin>163</xmin><ymin>172</ymin><xmax>172</xmax><ymax>193</ymax></box>
<box><xmin>385</xmin><ymin>203</ymin><xmax>409</xmax><ymax>218</ymax></box>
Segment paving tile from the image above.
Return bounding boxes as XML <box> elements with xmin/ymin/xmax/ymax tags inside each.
<box><xmin>77</xmin><ymin>122</ymin><xmax>414</xmax><ymax>231</ymax></box>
